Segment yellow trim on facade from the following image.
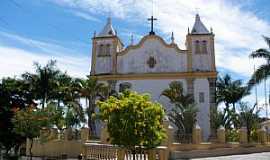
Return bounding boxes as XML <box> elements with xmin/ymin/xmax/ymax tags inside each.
<box><xmin>92</xmin><ymin>71</ymin><xmax>217</xmax><ymax>81</ymax></box>
<box><xmin>117</xmin><ymin>35</ymin><xmax>186</xmax><ymax>56</ymax></box>
<box><xmin>112</xmin><ymin>38</ymin><xmax>117</xmax><ymax>73</ymax></box>
<box><xmin>90</xmin><ymin>40</ymin><xmax>97</xmax><ymax>75</ymax></box>
<box><xmin>210</xmin><ymin>35</ymin><xmax>216</xmax><ymax>71</ymax></box>
<box><xmin>186</xmin><ymin>35</ymin><xmax>193</xmax><ymax>72</ymax></box>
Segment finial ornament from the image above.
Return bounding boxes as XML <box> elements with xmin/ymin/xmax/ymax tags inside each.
<box><xmin>94</xmin><ymin>31</ymin><xmax>96</xmax><ymax>37</ymax></box>
<box><xmin>210</xmin><ymin>27</ymin><xmax>213</xmax><ymax>33</ymax></box>
<box><xmin>188</xmin><ymin>27</ymin><xmax>190</xmax><ymax>34</ymax></box>
<box><xmin>171</xmin><ymin>32</ymin><xmax>175</xmax><ymax>44</ymax></box>
<box><xmin>195</xmin><ymin>7</ymin><xmax>200</xmax><ymax>15</ymax></box>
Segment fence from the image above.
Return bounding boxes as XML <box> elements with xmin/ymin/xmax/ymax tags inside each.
<box><xmin>83</xmin><ymin>143</ymin><xmax>163</xmax><ymax>160</ymax></box>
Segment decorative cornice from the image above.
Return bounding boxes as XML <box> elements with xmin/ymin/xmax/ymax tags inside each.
<box><xmin>117</xmin><ymin>35</ymin><xmax>187</xmax><ymax>56</ymax></box>
<box><xmin>93</xmin><ymin>36</ymin><xmax>124</xmax><ymax>47</ymax></box>
<box><xmin>92</xmin><ymin>71</ymin><xmax>217</xmax><ymax>81</ymax></box>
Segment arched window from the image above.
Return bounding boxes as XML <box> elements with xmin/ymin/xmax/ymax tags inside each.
<box><xmin>119</xmin><ymin>82</ymin><xmax>132</xmax><ymax>92</ymax></box>
<box><xmin>195</xmin><ymin>40</ymin><xmax>200</xmax><ymax>54</ymax></box>
<box><xmin>98</xmin><ymin>44</ymin><xmax>104</xmax><ymax>56</ymax></box>
<box><xmin>106</xmin><ymin>44</ymin><xmax>111</xmax><ymax>55</ymax></box>
<box><xmin>201</xmin><ymin>40</ymin><xmax>207</xmax><ymax>54</ymax></box>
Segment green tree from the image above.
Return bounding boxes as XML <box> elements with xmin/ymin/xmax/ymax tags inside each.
<box><xmin>0</xmin><ymin>77</ymin><xmax>35</xmax><ymax>157</ymax></box>
<box><xmin>210</xmin><ymin>107</ymin><xmax>230</xmax><ymax>131</ymax></box>
<box><xmin>169</xmin><ymin>103</ymin><xmax>198</xmax><ymax>136</ymax></box>
<box><xmin>161</xmin><ymin>81</ymin><xmax>197</xmax><ymax>141</ymax></box>
<box><xmin>161</xmin><ymin>81</ymin><xmax>193</xmax><ymax>106</ymax></box>
<box><xmin>217</xmin><ymin>74</ymin><xmax>249</xmax><ymax>111</ymax></box>
<box><xmin>79</xmin><ymin>76</ymin><xmax>107</xmax><ymax>136</ymax></box>
<box><xmin>238</xmin><ymin>102</ymin><xmax>260</xmax><ymax>142</ymax></box>
<box><xmin>22</xmin><ymin>60</ymin><xmax>60</xmax><ymax>108</ymax></box>
<box><xmin>53</xmin><ymin>74</ymin><xmax>85</xmax><ymax>129</ymax></box>
<box><xmin>248</xmin><ymin>36</ymin><xmax>270</xmax><ymax>87</ymax></box>
<box><xmin>12</xmin><ymin>107</ymin><xmax>51</xmax><ymax>160</ymax></box>
<box><xmin>97</xmin><ymin>91</ymin><xmax>166</xmax><ymax>152</ymax></box>
<box><xmin>216</xmin><ymin>74</ymin><xmax>250</xmax><ymax>129</ymax></box>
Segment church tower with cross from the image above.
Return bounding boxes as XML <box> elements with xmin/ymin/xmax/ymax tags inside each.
<box><xmin>90</xmin><ymin>14</ymin><xmax>216</xmax><ymax>141</ymax></box>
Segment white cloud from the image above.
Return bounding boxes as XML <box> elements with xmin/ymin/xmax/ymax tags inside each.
<box><xmin>49</xmin><ymin>0</ymin><xmax>270</xmax><ymax>78</ymax></box>
<box><xmin>0</xmin><ymin>32</ymin><xmax>90</xmax><ymax>78</ymax></box>
<box><xmin>71</xmin><ymin>11</ymin><xmax>101</xmax><ymax>22</ymax></box>
<box><xmin>0</xmin><ymin>46</ymin><xmax>90</xmax><ymax>78</ymax></box>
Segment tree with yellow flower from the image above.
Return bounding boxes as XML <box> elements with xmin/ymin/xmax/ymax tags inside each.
<box><xmin>97</xmin><ymin>91</ymin><xmax>166</xmax><ymax>156</ymax></box>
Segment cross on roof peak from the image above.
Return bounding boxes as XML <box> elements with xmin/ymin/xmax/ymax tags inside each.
<box><xmin>148</xmin><ymin>16</ymin><xmax>157</xmax><ymax>35</ymax></box>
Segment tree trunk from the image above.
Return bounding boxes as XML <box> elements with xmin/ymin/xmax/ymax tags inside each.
<box><xmin>42</xmin><ymin>98</ymin><xmax>45</xmax><ymax>109</ymax></box>
<box><xmin>232</xmin><ymin>103</ymin><xmax>236</xmax><ymax>112</ymax></box>
<box><xmin>88</xmin><ymin>97</ymin><xmax>96</xmax><ymax>137</ymax></box>
<box><xmin>29</xmin><ymin>139</ymin><xmax>33</xmax><ymax>160</ymax></box>
<box><xmin>57</xmin><ymin>98</ymin><xmax>60</xmax><ymax>108</ymax></box>
<box><xmin>5</xmin><ymin>148</ymin><xmax>10</xmax><ymax>159</ymax></box>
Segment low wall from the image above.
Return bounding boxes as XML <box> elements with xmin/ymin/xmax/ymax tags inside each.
<box><xmin>26</xmin><ymin>139</ymin><xmax>84</xmax><ymax>158</ymax></box>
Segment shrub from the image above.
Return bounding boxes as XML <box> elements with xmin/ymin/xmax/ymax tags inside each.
<box><xmin>97</xmin><ymin>91</ymin><xmax>166</xmax><ymax>150</ymax></box>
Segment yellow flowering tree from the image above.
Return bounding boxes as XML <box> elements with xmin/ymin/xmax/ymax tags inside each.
<box><xmin>97</xmin><ymin>91</ymin><xmax>166</xmax><ymax>150</ymax></box>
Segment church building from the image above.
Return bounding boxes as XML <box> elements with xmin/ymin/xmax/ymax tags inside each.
<box><xmin>90</xmin><ymin>14</ymin><xmax>217</xmax><ymax>140</ymax></box>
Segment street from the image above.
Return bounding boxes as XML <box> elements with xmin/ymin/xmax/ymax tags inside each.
<box><xmin>194</xmin><ymin>152</ymin><xmax>270</xmax><ymax>160</ymax></box>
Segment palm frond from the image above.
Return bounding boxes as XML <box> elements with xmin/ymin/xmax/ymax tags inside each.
<box><xmin>248</xmin><ymin>64</ymin><xmax>270</xmax><ymax>88</ymax></box>
<box><xmin>263</xmin><ymin>36</ymin><xmax>270</xmax><ymax>48</ymax></box>
<box><xmin>250</xmin><ymin>49</ymin><xmax>270</xmax><ymax>60</ymax></box>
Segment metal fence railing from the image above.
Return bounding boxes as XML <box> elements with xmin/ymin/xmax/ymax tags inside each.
<box><xmin>83</xmin><ymin>143</ymin><xmax>160</xmax><ymax>160</ymax></box>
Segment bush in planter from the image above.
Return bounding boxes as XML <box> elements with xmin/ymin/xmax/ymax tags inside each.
<box><xmin>225</xmin><ymin>129</ymin><xmax>239</xmax><ymax>142</ymax></box>
<box><xmin>97</xmin><ymin>91</ymin><xmax>166</xmax><ymax>150</ymax></box>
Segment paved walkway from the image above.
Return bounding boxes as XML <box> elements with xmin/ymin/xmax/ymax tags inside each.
<box><xmin>193</xmin><ymin>152</ymin><xmax>270</xmax><ymax>160</ymax></box>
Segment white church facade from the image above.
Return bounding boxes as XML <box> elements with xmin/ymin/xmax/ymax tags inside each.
<box><xmin>90</xmin><ymin>14</ymin><xmax>217</xmax><ymax>140</ymax></box>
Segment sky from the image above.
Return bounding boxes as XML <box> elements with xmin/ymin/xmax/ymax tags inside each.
<box><xmin>0</xmin><ymin>0</ymin><xmax>270</xmax><ymax>112</ymax></box>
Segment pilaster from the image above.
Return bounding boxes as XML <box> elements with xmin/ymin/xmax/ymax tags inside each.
<box><xmin>186</xmin><ymin>35</ymin><xmax>193</xmax><ymax>72</ymax></box>
<box><xmin>90</xmin><ymin>39</ymin><xmax>97</xmax><ymax>75</ymax></box>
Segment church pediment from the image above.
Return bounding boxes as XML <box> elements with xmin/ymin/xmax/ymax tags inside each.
<box><xmin>116</xmin><ymin>35</ymin><xmax>188</xmax><ymax>74</ymax></box>
<box><xmin>117</xmin><ymin>35</ymin><xmax>185</xmax><ymax>56</ymax></box>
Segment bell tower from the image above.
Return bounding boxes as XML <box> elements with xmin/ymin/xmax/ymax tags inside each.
<box><xmin>185</xmin><ymin>14</ymin><xmax>217</xmax><ymax>140</ymax></box>
<box><xmin>186</xmin><ymin>14</ymin><xmax>216</xmax><ymax>72</ymax></box>
<box><xmin>90</xmin><ymin>17</ymin><xmax>123</xmax><ymax>75</ymax></box>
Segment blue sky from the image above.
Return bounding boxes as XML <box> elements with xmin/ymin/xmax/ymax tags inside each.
<box><xmin>0</xmin><ymin>0</ymin><xmax>270</xmax><ymax>111</ymax></box>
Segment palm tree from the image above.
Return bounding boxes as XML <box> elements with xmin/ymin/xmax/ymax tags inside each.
<box><xmin>216</xmin><ymin>74</ymin><xmax>250</xmax><ymax>129</ymax></box>
<box><xmin>161</xmin><ymin>81</ymin><xmax>193</xmax><ymax>106</ymax></box>
<box><xmin>210</xmin><ymin>107</ymin><xmax>230</xmax><ymax>131</ymax></box>
<box><xmin>78</xmin><ymin>76</ymin><xmax>108</xmax><ymax>136</ymax></box>
<box><xmin>238</xmin><ymin>102</ymin><xmax>260</xmax><ymax>142</ymax></box>
<box><xmin>248</xmin><ymin>36</ymin><xmax>270</xmax><ymax>87</ymax></box>
<box><xmin>161</xmin><ymin>81</ymin><xmax>197</xmax><ymax>142</ymax></box>
<box><xmin>217</xmin><ymin>74</ymin><xmax>250</xmax><ymax>111</ymax></box>
<box><xmin>168</xmin><ymin>103</ymin><xmax>198</xmax><ymax>136</ymax></box>
<box><xmin>49</xmin><ymin>73</ymin><xmax>86</xmax><ymax>139</ymax></box>
<box><xmin>22</xmin><ymin>60</ymin><xmax>60</xmax><ymax>108</ymax></box>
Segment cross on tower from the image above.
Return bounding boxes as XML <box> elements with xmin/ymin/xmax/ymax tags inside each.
<box><xmin>148</xmin><ymin>16</ymin><xmax>157</xmax><ymax>35</ymax></box>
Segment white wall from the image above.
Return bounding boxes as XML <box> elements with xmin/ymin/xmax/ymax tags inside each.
<box><xmin>95</xmin><ymin>57</ymin><xmax>112</xmax><ymax>73</ymax></box>
<box><xmin>193</xmin><ymin>78</ymin><xmax>210</xmax><ymax>141</ymax></box>
<box><xmin>117</xmin><ymin>38</ymin><xmax>187</xmax><ymax>74</ymax></box>
<box><xmin>116</xmin><ymin>79</ymin><xmax>187</xmax><ymax>112</ymax></box>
